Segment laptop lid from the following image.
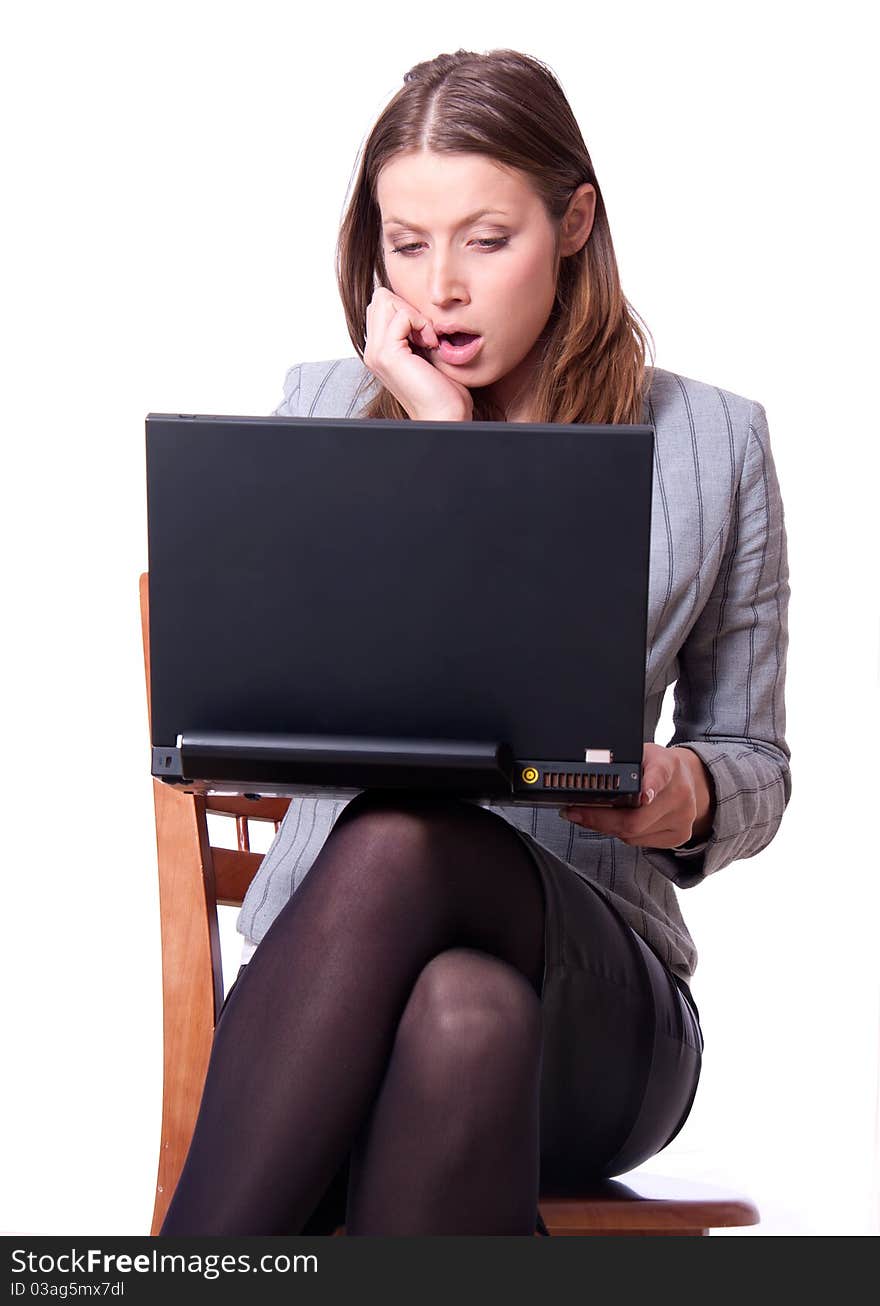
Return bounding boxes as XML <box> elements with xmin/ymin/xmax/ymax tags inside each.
<box><xmin>145</xmin><ymin>413</ymin><xmax>654</xmax><ymax>806</ymax></box>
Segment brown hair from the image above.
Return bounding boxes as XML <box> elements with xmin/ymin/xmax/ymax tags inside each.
<box><xmin>336</xmin><ymin>48</ymin><xmax>655</xmax><ymax>425</ymax></box>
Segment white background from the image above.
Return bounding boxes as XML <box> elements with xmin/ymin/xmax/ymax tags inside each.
<box><xmin>2</xmin><ymin>0</ymin><xmax>877</xmax><ymax>1236</ymax></box>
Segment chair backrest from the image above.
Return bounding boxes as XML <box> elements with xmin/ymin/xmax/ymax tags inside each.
<box><xmin>140</xmin><ymin>572</ymin><xmax>290</xmax><ymax>1233</ymax></box>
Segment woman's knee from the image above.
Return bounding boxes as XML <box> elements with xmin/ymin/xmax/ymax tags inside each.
<box><xmin>395</xmin><ymin>947</ymin><xmax>543</xmax><ymax>1071</ymax></box>
<box><xmin>326</xmin><ymin>794</ymin><xmax>495</xmax><ymax>887</ymax></box>
<box><xmin>332</xmin><ymin>791</ymin><xmax>449</xmax><ymax>846</ymax></box>
<box><xmin>323</xmin><ymin>796</ymin><xmax>454</xmax><ymax>899</ymax></box>
<box><xmin>333</xmin><ymin>791</ymin><xmax>474</xmax><ymax>841</ymax></box>
<box><xmin>319</xmin><ymin>796</ymin><xmax>546</xmax><ymax>988</ymax></box>
<box><xmin>329</xmin><ymin>791</ymin><xmax>531</xmax><ymax>878</ymax></box>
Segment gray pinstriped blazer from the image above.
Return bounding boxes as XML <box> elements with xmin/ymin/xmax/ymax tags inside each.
<box><xmin>235</xmin><ymin>357</ymin><xmax>792</xmax><ymax>980</ymax></box>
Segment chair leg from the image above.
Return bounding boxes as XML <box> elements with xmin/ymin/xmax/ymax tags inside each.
<box><xmin>149</xmin><ymin>781</ymin><xmax>223</xmax><ymax>1234</ymax></box>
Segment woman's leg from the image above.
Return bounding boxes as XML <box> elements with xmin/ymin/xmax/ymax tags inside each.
<box><xmin>345</xmin><ymin>947</ymin><xmax>543</xmax><ymax>1235</ymax></box>
<box><xmin>159</xmin><ymin>791</ymin><xmax>546</xmax><ymax>1235</ymax></box>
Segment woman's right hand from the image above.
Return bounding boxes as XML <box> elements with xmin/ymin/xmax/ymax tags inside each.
<box><xmin>363</xmin><ymin>287</ymin><xmax>475</xmax><ymax>422</ymax></box>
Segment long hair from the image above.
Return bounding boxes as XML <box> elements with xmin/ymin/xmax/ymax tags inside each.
<box><xmin>336</xmin><ymin>48</ymin><xmax>655</xmax><ymax>425</ymax></box>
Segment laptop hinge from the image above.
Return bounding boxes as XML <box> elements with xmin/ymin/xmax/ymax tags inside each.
<box><xmin>152</xmin><ymin>744</ymin><xmax>185</xmax><ymax>779</ymax></box>
<box><xmin>153</xmin><ymin>732</ymin><xmax>515</xmax><ymax>796</ymax></box>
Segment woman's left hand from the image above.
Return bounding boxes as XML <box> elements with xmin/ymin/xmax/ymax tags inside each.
<box><xmin>559</xmin><ymin>742</ymin><xmax>714</xmax><ymax>848</ymax></box>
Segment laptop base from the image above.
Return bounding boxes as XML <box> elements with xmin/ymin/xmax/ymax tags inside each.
<box><xmin>152</xmin><ymin>732</ymin><xmax>641</xmax><ymax>807</ymax></box>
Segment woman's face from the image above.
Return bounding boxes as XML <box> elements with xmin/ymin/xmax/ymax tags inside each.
<box><xmin>376</xmin><ymin>150</ymin><xmax>595</xmax><ymax>419</ymax></box>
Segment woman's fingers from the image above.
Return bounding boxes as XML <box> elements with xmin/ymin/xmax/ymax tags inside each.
<box><xmin>371</xmin><ymin>288</ymin><xmax>439</xmax><ymax>348</ymax></box>
<box><xmin>557</xmin><ymin>808</ymin><xmax>690</xmax><ymax>849</ymax></box>
<box><xmin>363</xmin><ymin>287</ymin><xmax>473</xmax><ymax>422</ymax></box>
<box><xmin>391</xmin><ymin>304</ymin><xmax>426</xmax><ymax>347</ymax></box>
<box><xmin>408</xmin><ymin>312</ymin><xmax>440</xmax><ymax>350</ymax></box>
<box><xmin>559</xmin><ymin>798</ymin><xmax>694</xmax><ymax>848</ymax></box>
<box><xmin>387</xmin><ymin>297</ymin><xmax>438</xmax><ymax>350</ymax></box>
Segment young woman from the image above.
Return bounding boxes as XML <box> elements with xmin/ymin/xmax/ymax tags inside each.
<box><xmin>159</xmin><ymin>47</ymin><xmax>791</xmax><ymax>1236</ymax></box>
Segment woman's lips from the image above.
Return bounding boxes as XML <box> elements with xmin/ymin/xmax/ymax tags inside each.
<box><xmin>435</xmin><ymin>334</ymin><xmax>483</xmax><ymax>365</ymax></box>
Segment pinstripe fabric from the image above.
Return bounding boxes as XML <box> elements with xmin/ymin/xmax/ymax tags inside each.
<box><xmin>235</xmin><ymin>356</ymin><xmax>792</xmax><ymax>980</ymax></box>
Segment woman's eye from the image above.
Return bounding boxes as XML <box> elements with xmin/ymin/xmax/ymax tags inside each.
<box><xmin>390</xmin><ymin>237</ymin><xmax>509</xmax><ymax>256</ymax></box>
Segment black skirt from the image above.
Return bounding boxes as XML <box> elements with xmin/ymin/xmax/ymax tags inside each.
<box><xmin>510</xmin><ymin>825</ymin><xmax>703</xmax><ymax>1191</ymax></box>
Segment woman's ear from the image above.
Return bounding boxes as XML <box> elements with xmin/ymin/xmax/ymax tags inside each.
<box><xmin>560</xmin><ymin>183</ymin><xmax>596</xmax><ymax>256</ymax></box>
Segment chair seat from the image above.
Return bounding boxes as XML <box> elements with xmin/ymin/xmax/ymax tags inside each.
<box><xmin>537</xmin><ymin>1172</ymin><xmax>759</xmax><ymax>1235</ymax></box>
<box><xmin>329</xmin><ymin>1173</ymin><xmax>758</xmax><ymax>1236</ymax></box>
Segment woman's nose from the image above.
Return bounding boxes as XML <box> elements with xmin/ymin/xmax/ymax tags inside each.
<box><xmin>426</xmin><ymin>253</ymin><xmax>468</xmax><ymax>304</ymax></box>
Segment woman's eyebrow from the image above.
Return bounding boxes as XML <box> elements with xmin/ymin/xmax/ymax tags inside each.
<box><xmin>382</xmin><ymin>208</ymin><xmax>510</xmax><ymax>232</ymax></box>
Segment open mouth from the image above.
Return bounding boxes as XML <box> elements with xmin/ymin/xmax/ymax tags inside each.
<box><xmin>439</xmin><ymin>331</ymin><xmax>479</xmax><ymax>347</ymax></box>
<box><xmin>435</xmin><ymin>332</ymin><xmax>483</xmax><ymax>364</ymax></box>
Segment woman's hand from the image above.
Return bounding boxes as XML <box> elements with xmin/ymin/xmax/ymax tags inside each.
<box><xmin>363</xmin><ymin>287</ymin><xmax>475</xmax><ymax>422</ymax></box>
<box><xmin>558</xmin><ymin>742</ymin><xmax>715</xmax><ymax>849</ymax></box>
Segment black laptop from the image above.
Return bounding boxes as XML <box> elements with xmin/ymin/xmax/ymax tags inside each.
<box><xmin>145</xmin><ymin>413</ymin><xmax>654</xmax><ymax>808</ymax></box>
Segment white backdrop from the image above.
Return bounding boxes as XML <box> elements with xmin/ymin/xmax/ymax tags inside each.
<box><xmin>2</xmin><ymin>0</ymin><xmax>877</xmax><ymax>1237</ymax></box>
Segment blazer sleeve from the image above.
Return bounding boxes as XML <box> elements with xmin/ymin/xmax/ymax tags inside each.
<box><xmin>645</xmin><ymin>399</ymin><xmax>793</xmax><ymax>888</ymax></box>
<box><xmin>273</xmin><ymin>363</ymin><xmax>303</xmax><ymax>416</ymax></box>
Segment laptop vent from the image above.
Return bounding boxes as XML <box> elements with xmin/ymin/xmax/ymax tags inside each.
<box><xmin>543</xmin><ymin>771</ymin><xmax>621</xmax><ymax>790</ymax></box>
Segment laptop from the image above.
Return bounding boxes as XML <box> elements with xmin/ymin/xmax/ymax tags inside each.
<box><xmin>145</xmin><ymin>412</ymin><xmax>654</xmax><ymax>808</ymax></box>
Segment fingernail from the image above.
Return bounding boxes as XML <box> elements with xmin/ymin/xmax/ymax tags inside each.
<box><xmin>646</xmin><ymin>788</ymin><xmax>655</xmax><ymax>803</ymax></box>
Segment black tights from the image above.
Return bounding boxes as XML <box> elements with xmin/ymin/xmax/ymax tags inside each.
<box><xmin>159</xmin><ymin>791</ymin><xmax>549</xmax><ymax>1236</ymax></box>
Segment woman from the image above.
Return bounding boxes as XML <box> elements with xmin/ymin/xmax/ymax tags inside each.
<box><xmin>160</xmin><ymin>47</ymin><xmax>791</xmax><ymax>1236</ymax></box>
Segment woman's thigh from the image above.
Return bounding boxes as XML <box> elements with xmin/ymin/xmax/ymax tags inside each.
<box><xmin>312</xmin><ymin>788</ymin><xmax>548</xmax><ymax>996</ymax></box>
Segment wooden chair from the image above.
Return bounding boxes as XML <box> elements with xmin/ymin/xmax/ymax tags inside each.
<box><xmin>140</xmin><ymin>572</ymin><xmax>759</xmax><ymax>1237</ymax></box>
